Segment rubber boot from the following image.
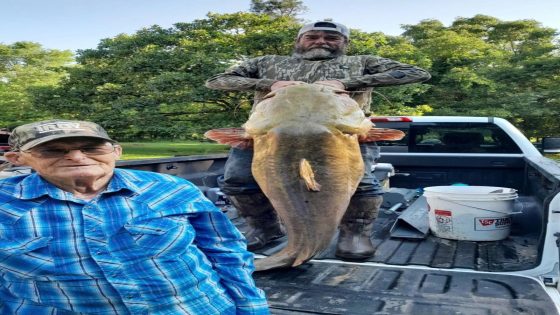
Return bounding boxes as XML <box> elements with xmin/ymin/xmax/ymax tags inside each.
<box><xmin>335</xmin><ymin>195</ymin><xmax>383</xmax><ymax>260</ymax></box>
<box><xmin>227</xmin><ymin>193</ymin><xmax>284</xmax><ymax>251</ymax></box>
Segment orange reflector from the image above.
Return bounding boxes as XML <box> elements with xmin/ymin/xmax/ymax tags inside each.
<box><xmin>370</xmin><ymin>116</ymin><xmax>413</xmax><ymax>122</ymax></box>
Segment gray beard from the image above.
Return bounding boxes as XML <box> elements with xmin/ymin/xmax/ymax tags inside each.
<box><xmin>293</xmin><ymin>47</ymin><xmax>344</xmax><ymax>60</ymax></box>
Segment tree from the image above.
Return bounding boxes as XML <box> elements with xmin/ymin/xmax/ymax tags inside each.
<box><xmin>35</xmin><ymin>13</ymin><xmax>301</xmax><ymax>140</ymax></box>
<box><xmin>250</xmin><ymin>0</ymin><xmax>307</xmax><ymax>18</ymax></box>
<box><xmin>348</xmin><ymin>30</ymin><xmax>433</xmax><ymax>115</ymax></box>
<box><xmin>28</xmin><ymin>12</ymin><xmax>559</xmax><ymax>140</ymax></box>
<box><xmin>402</xmin><ymin>15</ymin><xmax>560</xmax><ymax>137</ymax></box>
<box><xmin>0</xmin><ymin>42</ymin><xmax>73</xmax><ymax>128</ymax></box>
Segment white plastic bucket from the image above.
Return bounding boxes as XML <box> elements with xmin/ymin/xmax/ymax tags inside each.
<box><xmin>424</xmin><ymin>186</ymin><xmax>519</xmax><ymax>241</ymax></box>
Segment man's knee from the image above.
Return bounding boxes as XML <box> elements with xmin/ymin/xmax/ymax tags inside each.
<box><xmin>217</xmin><ymin>175</ymin><xmax>262</xmax><ymax>195</ymax></box>
<box><xmin>220</xmin><ymin>148</ymin><xmax>261</xmax><ymax>195</ymax></box>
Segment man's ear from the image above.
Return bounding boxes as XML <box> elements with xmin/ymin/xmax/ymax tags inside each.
<box><xmin>3</xmin><ymin>152</ymin><xmax>26</xmax><ymax>166</ymax></box>
<box><xmin>113</xmin><ymin>145</ymin><xmax>123</xmax><ymax>160</ymax></box>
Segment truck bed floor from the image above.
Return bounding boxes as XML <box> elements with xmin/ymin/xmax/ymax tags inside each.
<box><xmin>253</xmin><ymin>261</ymin><xmax>556</xmax><ymax>315</ymax></box>
<box><xmin>232</xmin><ymin>195</ymin><xmax>540</xmax><ymax>272</ymax></box>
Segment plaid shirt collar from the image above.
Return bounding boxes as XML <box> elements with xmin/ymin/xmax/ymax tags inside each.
<box><xmin>16</xmin><ymin>168</ymin><xmax>138</xmax><ymax>201</ymax></box>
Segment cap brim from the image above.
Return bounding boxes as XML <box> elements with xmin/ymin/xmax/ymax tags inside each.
<box><xmin>20</xmin><ymin>134</ymin><xmax>115</xmax><ymax>151</ymax></box>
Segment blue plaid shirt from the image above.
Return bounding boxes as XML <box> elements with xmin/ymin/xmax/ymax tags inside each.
<box><xmin>0</xmin><ymin>169</ymin><xmax>269</xmax><ymax>314</ymax></box>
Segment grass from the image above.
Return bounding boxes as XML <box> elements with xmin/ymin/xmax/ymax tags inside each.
<box><xmin>118</xmin><ymin>141</ymin><xmax>560</xmax><ymax>163</ymax></box>
<box><xmin>119</xmin><ymin>141</ymin><xmax>230</xmax><ymax>160</ymax></box>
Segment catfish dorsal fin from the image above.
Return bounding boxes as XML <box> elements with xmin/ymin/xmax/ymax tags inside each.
<box><xmin>299</xmin><ymin>159</ymin><xmax>321</xmax><ymax>192</ymax></box>
<box><xmin>204</xmin><ymin>128</ymin><xmax>253</xmax><ymax>149</ymax></box>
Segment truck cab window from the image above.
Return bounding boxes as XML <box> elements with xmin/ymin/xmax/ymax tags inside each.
<box><xmin>377</xmin><ymin>122</ymin><xmax>522</xmax><ymax>153</ymax></box>
<box><xmin>408</xmin><ymin>123</ymin><xmax>522</xmax><ymax>153</ymax></box>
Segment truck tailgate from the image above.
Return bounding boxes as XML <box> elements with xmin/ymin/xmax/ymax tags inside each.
<box><xmin>254</xmin><ymin>261</ymin><xmax>558</xmax><ymax>314</ymax></box>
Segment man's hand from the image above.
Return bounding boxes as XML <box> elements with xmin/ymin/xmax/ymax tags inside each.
<box><xmin>314</xmin><ymin>80</ymin><xmax>346</xmax><ymax>90</ymax></box>
<box><xmin>270</xmin><ymin>80</ymin><xmax>305</xmax><ymax>91</ymax></box>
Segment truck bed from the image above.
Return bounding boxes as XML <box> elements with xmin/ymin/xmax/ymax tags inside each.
<box><xmin>237</xmin><ymin>192</ymin><xmax>541</xmax><ymax>272</ymax></box>
<box><xmin>118</xmin><ymin>155</ymin><xmax>543</xmax><ymax>272</ymax></box>
<box><xmin>233</xmin><ymin>192</ymin><xmax>551</xmax><ymax>314</ymax></box>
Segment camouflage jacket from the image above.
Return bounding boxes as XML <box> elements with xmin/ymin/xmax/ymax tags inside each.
<box><xmin>205</xmin><ymin>55</ymin><xmax>431</xmax><ymax>115</ymax></box>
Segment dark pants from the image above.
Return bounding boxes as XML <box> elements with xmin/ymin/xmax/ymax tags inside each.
<box><xmin>218</xmin><ymin>143</ymin><xmax>383</xmax><ymax>197</ymax></box>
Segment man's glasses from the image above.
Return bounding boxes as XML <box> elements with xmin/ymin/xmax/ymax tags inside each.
<box><xmin>23</xmin><ymin>143</ymin><xmax>118</xmax><ymax>158</ymax></box>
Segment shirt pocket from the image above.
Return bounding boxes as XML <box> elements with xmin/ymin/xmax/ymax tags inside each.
<box><xmin>0</xmin><ymin>236</ymin><xmax>55</xmax><ymax>277</ymax></box>
<box><xmin>109</xmin><ymin>217</ymin><xmax>194</xmax><ymax>260</ymax></box>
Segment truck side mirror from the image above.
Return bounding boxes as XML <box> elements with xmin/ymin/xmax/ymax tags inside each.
<box><xmin>542</xmin><ymin>137</ymin><xmax>560</xmax><ymax>154</ymax></box>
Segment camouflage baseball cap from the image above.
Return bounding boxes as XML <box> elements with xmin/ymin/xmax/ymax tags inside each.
<box><xmin>297</xmin><ymin>21</ymin><xmax>350</xmax><ymax>39</ymax></box>
<box><xmin>9</xmin><ymin>119</ymin><xmax>115</xmax><ymax>151</ymax></box>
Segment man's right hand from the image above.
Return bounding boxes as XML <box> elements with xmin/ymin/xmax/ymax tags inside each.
<box><xmin>270</xmin><ymin>81</ymin><xmax>306</xmax><ymax>91</ymax></box>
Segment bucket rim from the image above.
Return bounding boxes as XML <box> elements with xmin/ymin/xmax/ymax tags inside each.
<box><xmin>424</xmin><ymin>185</ymin><xmax>517</xmax><ymax>195</ymax></box>
<box><xmin>428</xmin><ymin>195</ymin><xmax>518</xmax><ymax>203</ymax></box>
<box><xmin>424</xmin><ymin>193</ymin><xmax>518</xmax><ymax>201</ymax></box>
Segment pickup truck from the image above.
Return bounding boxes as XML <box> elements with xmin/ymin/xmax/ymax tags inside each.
<box><xmin>3</xmin><ymin>116</ymin><xmax>560</xmax><ymax>314</ymax></box>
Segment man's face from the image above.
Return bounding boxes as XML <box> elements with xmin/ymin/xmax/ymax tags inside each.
<box><xmin>6</xmin><ymin>138</ymin><xmax>121</xmax><ymax>184</ymax></box>
<box><xmin>294</xmin><ymin>30</ymin><xmax>348</xmax><ymax>60</ymax></box>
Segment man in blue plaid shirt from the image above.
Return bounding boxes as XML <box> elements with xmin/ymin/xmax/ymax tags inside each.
<box><xmin>0</xmin><ymin>119</ymin><xmax>269</xmax><ymax>314</ymax></box>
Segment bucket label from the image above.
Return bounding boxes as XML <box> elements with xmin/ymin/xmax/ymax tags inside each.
<box><xmin>475</xmin><ymin>216</ymin><xmax>511</xmax><ymax>230</ymax></box>
<box><xmin>434</xmin><ymin>209</ymin><xmax>453</xmax><ymax>233</ymax></box>
<box><xmin>435</xmin><ymin>209</ymin><xmax>452</xmax><ymax>216</ymax></box>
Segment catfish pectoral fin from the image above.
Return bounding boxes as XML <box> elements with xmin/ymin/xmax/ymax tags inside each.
<box><xmin>299</xmin><ymin>159</ymin><xmax>321</xmax><ymax>191</ymax></box>
<box><xmin>204</xmin><ymin>128</ymin><xmax>253</xmax><ymax>149</ymax></box>
<box><xmin>359</xmin><ymin>128</ymin><xmax>405</xmax><ymax>142</ymax></box>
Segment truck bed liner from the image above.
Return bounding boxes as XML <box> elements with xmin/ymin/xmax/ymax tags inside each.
<box><xmin>240</xmin><ymin>194</ymin><xmax>541</xmax><ymax>272</ymax></box>
<box><xmin>254</xmin><ymin>261</ymin><xmax>556</xmax><ymax>314</ymax></box>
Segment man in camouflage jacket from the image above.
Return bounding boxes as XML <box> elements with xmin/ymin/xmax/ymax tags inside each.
<box><xmin>205</xmin><ymin>21</ymin><xmax>431</xmax><ymax>260</ymax></box>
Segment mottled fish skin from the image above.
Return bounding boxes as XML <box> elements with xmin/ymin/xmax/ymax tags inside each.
<box><xmin>251</xmin><ymin>125</ymin><xmax>364</xmax><ymax>270</ymax></box>
<box><xmin>245</xmin><ymin>84</ymin><xmax>368</xmax><ymax>271</ymax></box>
<box><xmin>204</xmin><ymin>84</ymin><xmax>404</xmax><ymax>271</ymax></box>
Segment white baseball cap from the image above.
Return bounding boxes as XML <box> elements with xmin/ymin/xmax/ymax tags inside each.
<box><xmin>297</xmin><ymin>21</ymin><xmax>350</xmax><ymax>39</ymax></box>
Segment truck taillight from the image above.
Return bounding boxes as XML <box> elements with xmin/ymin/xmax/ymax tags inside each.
<box><xmin>370</xmin><ymin>116</ymin><xmax>413</xmax><ymax>122</ymax></box>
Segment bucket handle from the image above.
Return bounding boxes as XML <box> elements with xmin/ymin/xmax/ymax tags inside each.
<box><xmin>434</xmin><ymin>197</ymin><xmax>523</xmax><ymax>215</ymax></box>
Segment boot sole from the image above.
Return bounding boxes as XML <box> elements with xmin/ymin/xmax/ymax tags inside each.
<box><xmin>334</xmin><ymin>252</ymin><xmax>375</xmax><ymax>260</ymax></box>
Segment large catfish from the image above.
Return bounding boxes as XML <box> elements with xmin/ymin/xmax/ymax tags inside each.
<box><xmin>205</xmin><ymin>83</ymin><xmax>404</xmax><ymax>271</ymax></box>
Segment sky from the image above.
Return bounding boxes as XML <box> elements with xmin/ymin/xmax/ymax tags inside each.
<box><xmin>2</xmin><ymin>0</ymin><xmax>560</xmax><ymax>52</ymax></box>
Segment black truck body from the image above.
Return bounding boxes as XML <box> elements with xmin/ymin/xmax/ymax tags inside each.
<box><xmin>114</xmin><ymin>117</ymin><xmax>560</xmax><ymax>314</ymax></box>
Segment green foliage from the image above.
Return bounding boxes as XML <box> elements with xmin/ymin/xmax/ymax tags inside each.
<box><xmin>0</xmin><ymin>42</ymin><xmax>73</xmax><ymax>128</ymax></box>
<box><xmin>403</xmin><ymin>14</ymin><xmax>559</xmax><ymax>138</ymax></box>
<box><xmin>3</xmin><ymin>7</ymin><xmax>559</xmax><ymax>140</ymax></box>
<box><xmin>250</xmin><ymin>0</ymin><xmax>307</xmax><ymax>18</ymax></box>
<box><xmin>33</xmin><ymin>12</ymin><xmax>300</xmax><ymax>141</ymax></box>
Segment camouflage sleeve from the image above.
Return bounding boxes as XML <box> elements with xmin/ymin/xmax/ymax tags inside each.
<box><xmin>205</xmin><ymin>57</ymin><xmax>277</xmax><ymax>92</ymax></box>
<box><xmin>338</xmin><ymin>56</ymin><xmax>431</xmax><ymax>89</ymax></box>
